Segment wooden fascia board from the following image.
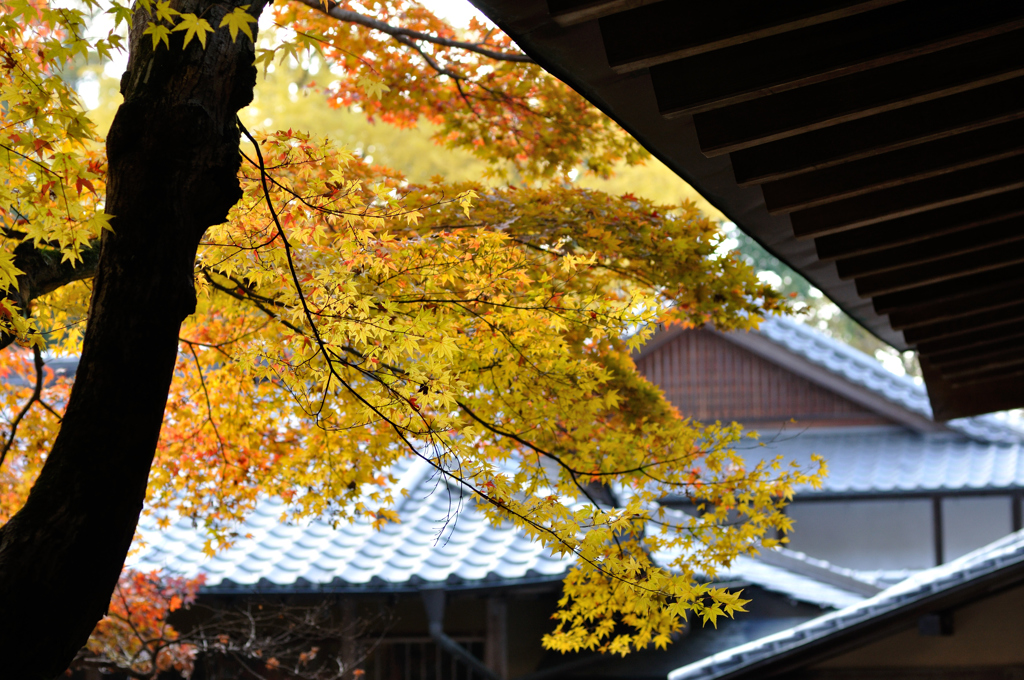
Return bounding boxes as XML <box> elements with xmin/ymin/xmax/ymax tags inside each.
<box><xmin>713</xmin><ymin>556</ymin><xmax>1024</xmax><ymax>680</ymax></box>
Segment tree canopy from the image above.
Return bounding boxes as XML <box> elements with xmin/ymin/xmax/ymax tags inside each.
<box><xmin>0</xmin><ymin>1</ymin><xmax>823</xmax><ymax>676</ymax></box>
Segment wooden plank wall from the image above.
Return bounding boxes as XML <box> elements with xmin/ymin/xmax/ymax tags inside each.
<box><xmin>634</xmin><ymin>329</ymin><xmax>892</xmax><ymax>428</ymax></box>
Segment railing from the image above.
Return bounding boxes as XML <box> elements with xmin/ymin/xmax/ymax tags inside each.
<box><xmin>361</xmin><ymin>637</ymin><xmax>487</xmax><ymax>680</ymax></box>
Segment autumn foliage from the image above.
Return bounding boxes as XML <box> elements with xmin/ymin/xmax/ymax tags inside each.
<box><xmin>79</xmin><ymin>570</ymin><xmax>204</xmax><ymax>677</ymax></box>
<box><xmin>0</xmin><ymin>0</ymin><xmax>824</xmax><ymax>671</ymax></box>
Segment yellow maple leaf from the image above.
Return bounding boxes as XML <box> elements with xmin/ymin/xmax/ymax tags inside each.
<box><xmin>173</xmin><ymin>13</ymin><xmax>214</xmax><ymax>49</ymax></box>
<box><xmin>219</xmin><ymin>5</ymin><xmax>257</xmax><ymax>43</ymax></box>
<box><xmin>143</xmin><ymin>22</ymin><xmax>171</xmax><ymax>50</ymax></box>
<box><xmin>357</xmin><ymin>75</ymin><xmax>391</xmax><ymax>100</ymax></box>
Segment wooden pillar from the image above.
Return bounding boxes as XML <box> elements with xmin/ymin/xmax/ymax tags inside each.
<box><xmin>339</xmin><ymin>598</ymin><xmax>359</xmax><ymax>679</ymax></box>
<box><xmin>485</xmin><ymin>598</ymin><xmax>508</xmax><ymax>680</ymax></box>
<box><xmin>932</xmin><ymin>496</ymin><xmax>945</xmax><ymax>566</ymax></box>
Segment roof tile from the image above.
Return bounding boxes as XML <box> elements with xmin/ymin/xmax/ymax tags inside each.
<box><xmin>134</xmin><ymin>458</ymin><xmax>876</xmax><ymax>609</ymax></box>
<box><xmin>669</xmin><ymin>529</ymin><xmax>1024</xmax><ymax>680</ymax></box>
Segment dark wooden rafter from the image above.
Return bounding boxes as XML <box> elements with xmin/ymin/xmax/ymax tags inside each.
<box><xmin>968</xmin><ymin>361</ymin><xmax>1024</xmax><ymax>384</ymax></box>
<box><xmin>947</xmin><ymin>361</ymin><xmax>1024</xmax><ymax>386</ymax></box>
<box><xmin>548</xmin><ymin>0</ymin><xmax>662</xmax><ymax>26</ymax></box>
<box><xmin>814</xmin><ymin>188</ymin><xmax>1024</xmax><ymax>261</ymax></box>
<box><xmin>890</xmin><ymin>281</ymin><xmax>1024</xmax><ymax>333</ymax></box>
<box><xmin>690</xmin><ymin>28</ymin><xmax>1024</xmax><ymax>154</ymax></box>
<box><xmin>658</xmin><ymin>0</ymin><xmax>1024</xmax><ymax>417</ymax></box>
<box><xmin>937</xmin><ymin>345</ymin><xmax>1024</xmax><ymax>382</ymax></box>
<box><xmin>591</xmin><ymin>0</ymin><xmax>903</xmax><ymax>66</ymax></box>
<box><xmin>835</xmin><ymin>216</ymin><xmax>1024</xmax><ymax>280</ymax></box>
<box><xmin>789</xmin><ymin>155</ymin><xmax>1024</xmax><ymax>237</ymax></box>
<box><xmin>917</xmin><ymin>318</ymin><xmax>1024</xmax><ymax>357</ymax></box>
<box><xmin>873</xmin><ymin>264</ymin><xmax>1024</xmax><ymax>315</ymax></box>
<box><xmin>507</xmin><ymin>0</ymin><xmax>1024</xmax><ymax>416</ymax></box>
<box><xmin>730</xmin><ymin>76</ymin><xmax>1024</xmax><ymax>186</ymax></box>
<box><xmin>761</xmin><ymin>118</ymin><xmax>1024</xmax><ymax>215</ymax></box>
<box><xmin>648</xmin><ymin>0</ymin><xmax>1024</xmax><ymax>114</ymax></box>
<box><xmin>645</xmin><ymin>0</ymin><xmax>1024</xmax><ymax>416</ymax></box>
<box><xmin>922</xmin><ymin>357</ymin><xmax>1023</xmax><ymax>420</ymax></box>
<box><xmin>854</xmin><ymin>241</ymin><xmax>1024</xmax><ymax>298</ymax></box>
<box><xmin>906</xmin><ymin>302</ymin><xmax>1024</xmax><ymax>346</ymax></box>
<box><xmin>928</xmin><ymin>333</ymin><xmax>1024</xmax><ymax>367</ymax></box>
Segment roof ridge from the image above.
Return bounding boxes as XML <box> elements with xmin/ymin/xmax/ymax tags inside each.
<box><xmin>754</xmin><ymin>547</ymin><xmax>882</xmax><ymax>597</ymax></box>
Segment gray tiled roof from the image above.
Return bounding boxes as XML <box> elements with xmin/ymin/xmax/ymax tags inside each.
<box><xmin>737</xmin><ymin>426</ymin><xmax>1024</xmax><ymax>495</ymax></box>
<box><xmin>133</xmin><ymin>457</ymin><xmax>570</xmax><ymax>592</ymax></box>
<box><xmin>131</xmin><ymin>457</ymin><xmax>874</xmax><ymax>608</ymax></box>
<box><xmin>755</xmin><ymin>317</ymin><xmax>1024</xmax><ymax>444</ymax></box>
<box><xmin>667</xmin><ymin>528</ymin><xmax>1024</xmax><ymax>680</ymax></box>
<box><xmin>714</xmin><ymin>552</ymin><xmax>869</xmax><ymax>610</ymax></box>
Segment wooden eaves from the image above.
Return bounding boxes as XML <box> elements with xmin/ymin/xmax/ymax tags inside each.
<box><xmin>467</xmin><ymin>0</ymin><xmax>1024</xmax><ymax>419</ymax></box>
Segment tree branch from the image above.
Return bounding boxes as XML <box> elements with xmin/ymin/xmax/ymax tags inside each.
<box><xmin>297</xmin><ymin>0</ymin><xmax>534</xmax><ymax>64</ymax></box>
<box><xmin>0</xmin><ymin>345</ymin><xmax>45</xmax><ymax>469</ymax></box>
<box><xmin>0</xmin><ymin>238</ymin><xmax>100</xmax><ymax>351</ymax></box>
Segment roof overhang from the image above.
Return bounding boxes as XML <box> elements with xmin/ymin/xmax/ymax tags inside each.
<box><xmin>701</xmin><ymin>543</ymin><xmax>1024</xmax><ymax>679</ymax></box>
<box><xmin>468</xmin><ymin>0</ymin><xmax>1024</xmax><ymax>419</ymax></box>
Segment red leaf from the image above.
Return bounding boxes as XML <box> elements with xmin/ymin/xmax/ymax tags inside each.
<box><xmin>75</xmin><ymin>177</ymin><xmax>95</xmax><ymax>195</ymax></box>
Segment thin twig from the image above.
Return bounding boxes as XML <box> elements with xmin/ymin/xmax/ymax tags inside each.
<box><xmin>0</xmin><ymin>345</ymin><xmax>46</xmax><ymax>469</ymax></box>
<box><xmin>299</xmin><ymin>1</ymin><xmax>533</xmax><ymax>63</ymax></box>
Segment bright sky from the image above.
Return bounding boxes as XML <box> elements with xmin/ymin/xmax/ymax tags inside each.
<box><xmin>423</xmin><ymin>0</ymin><xmax>489</xmax><ymax>27</ymax></box>
<box><xmin>78</xmin><ymin>0</ymin><xmax>493</xmax><ymax>109</ymax></box>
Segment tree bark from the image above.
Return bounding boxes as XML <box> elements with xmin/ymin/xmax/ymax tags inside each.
<box><xmin>0</xmin><ymin>2</ymin><xmax>267</xmax><ymax>676</ymax></box>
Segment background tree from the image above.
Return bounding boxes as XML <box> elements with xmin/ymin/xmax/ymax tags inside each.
<box><xmin>72</xmin><ymin>568</ymin><xmax>382</xmax><ymax>679</ymax></box>
<box><xmin>0</xmin><ymin>2</ymin><xmax>823</xmax><ymax>677</ymax></box>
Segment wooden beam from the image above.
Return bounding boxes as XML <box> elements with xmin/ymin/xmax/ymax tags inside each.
<box><xmin>926</xmin><ymin>330</ymin><xmax>1024</xmax><ymax>366</ymax></box>
<box><xmin>890</xmin><ymin>282</ymin><xmax>1024</xmax><ymax>333</ymax></box>
<box><xmin>762</xmin><ymin>118</ymin><xmax>1024</xmax><ymax>214</ymax></box>
<box><xmin>856</xmin><ymin>241</ymin><xmax>1024</xmax><ymax>298</ymax></box>
<box><xmin>814</xmin><ymin>188</ymin><xmax>1024</xmax><ymax>261</ymax></box>
<box><xmin>485</xmin><ymin>598</ymin><xmax>508</xmax><ymax>679</ymax></box>
<box><xmin>917</xmin><ymin>318</ymin><xmax>1024</xmax><ymax>356</ymax></box>
<box><xmin>922</xmin><ymin>357</ymin><xmax>1024</xmax><ymax>419</ymax></box>
<box><xmin>690</xmin><ymin>28</ymin><xmax>1024</xmax><ymax>153</ymax></box>
<box><xmin>547</xmin><ymin>0</ymin><xmax>661</xmax><ymax>26</ymax></box>
<box><xmin>836</xmin><ymin>217</ymin><xmax>1024</xmax><ymax>280</ymax></box>
<box><xmin>932</xmin><ymin>496</ymin><xmax>944</xmax><ymax>567</ymax></box>
<box><xmin>648</xmin><ymin>1</ymin><xmax>1024</xmax><ymax>112</ymax></box>
<box><xmin>730</xmin><ymin>77</ymin><xmax>1024</xmax><ymax>185</ymax></box>
<box><xmin>594</xmin><ymin>0</ymin><xmax>902</xmax><ymax>66</ymax></box>
<box><xmin>937</xmin><ymin>345</ymin><xmax>1024</xmax><ymax>381</ymax></box>
<box><xmin>790</xmin><ymin>155</ymin><xmax>1024</xmax><ymax>238</ymax></box>
<box><xmin>904</xmin><ymin>301</ymin><xmax>1024</xmax><ymax>345</ymax></box>
<box><xmin>1015</xmin><ymin>494</ymin><xmax>1023</xmax><ymax>534</ymax></box>
<box><xmin>873</xmin><ymin>264</ymin><xmax>1024</xmax><ymax>315</ymax></box>
<box><xmin>945</xmin><ymin>362</ymin><xmax>1024</xmax><ymax>387</ymax></box>
<box><xmin>851</xmin><ymin>240</ymin><xmax>1024</xmax><ymax>292</ymax></box>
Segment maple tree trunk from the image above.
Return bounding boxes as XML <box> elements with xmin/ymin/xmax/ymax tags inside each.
<box><xmin>0</xmin><ymin>2</ymin><xmax>267</xmax><ymax>676</ymax></box>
